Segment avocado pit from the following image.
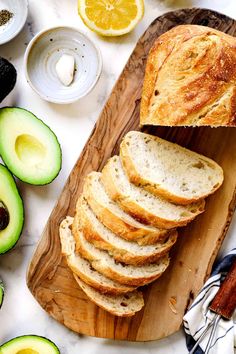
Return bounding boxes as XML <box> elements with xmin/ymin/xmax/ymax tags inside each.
<box><xmin>0</xmin><ymin>201</ymin><xmax>9</xmax><ymax>231</ymax></box>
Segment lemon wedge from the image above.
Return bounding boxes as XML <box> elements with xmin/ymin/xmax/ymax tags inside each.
<box><xmin>78</xmin><ymin>0</ymin><xmax>144</xmax><ymax>37</ymax></box>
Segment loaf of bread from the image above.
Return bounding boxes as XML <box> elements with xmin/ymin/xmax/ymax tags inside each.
<box><xmin>120</xmin><ymin>131</ymin><xmax>224</xmax><ymax>204</ymax></box>
<box><xmin>59</xmin><ymin>129</ymin><xmax>224</xmax><ymax>316</ymax></box>
<box><xmin>140</xmin><ymin>24</ymin><xmax>236</xmax><ymax>126</ymax></box>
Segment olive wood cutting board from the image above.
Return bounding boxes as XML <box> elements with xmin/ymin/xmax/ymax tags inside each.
<box><xmin>27</xmin><ymin>8</ymin><xmax>236</xmax><ymax>341</ymax></box>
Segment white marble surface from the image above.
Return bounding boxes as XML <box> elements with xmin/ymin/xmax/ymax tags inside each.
<box><xmin>0</xmin><ymin>0</ymin><xmax>236</xmax><ymax>353</ymax></box>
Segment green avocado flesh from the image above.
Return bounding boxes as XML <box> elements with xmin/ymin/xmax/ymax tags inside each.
<box><xmin>0</xmin><ymin>280</ymin><xmax>4</xmax><ymax>308</ymax></box>
<box><xmin>0</xmin><ymin>108</ymin><xmax>62</xmax><ymax>185</ymax></box>
<box><xmin>0</xmin><ymin>164</ymin><xmax>24</xmax><ymax>254</ymax></box>
<box><xmin>0</xmin><ymin>335</ymin><xmax>60</xmax><ymax>354</ymax></box>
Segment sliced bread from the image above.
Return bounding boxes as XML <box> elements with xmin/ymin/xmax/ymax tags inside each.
<box><xmin>101</xmin><ymin>156</ymin><xmax>205</xmax><ymax>229</ymax></box>
<box><xmin>59</xmin><ymin>217</ymin><xmax>135</xmax><ymax>294</ymax></box>
<box><xmin>74</xmin><ymin>276</ymin><xmax>144</xmax><ymax>317</ymax></box>
<box><xmin>75</xmin><ymin>196</ymin><xmax>178</xmax><ymax>265</ymax></box>
<box><xmin>120</xmin><ymin>131</ymin><xmax>224</xmax><ymax>205</ymax></box>
<box><xmin>83</xmin><ymin>171</ymin><xmax>170</xmax><ymax>245</ymax></box>
<box><xmin>72</xmin><ymin>216</ymin><xmax>170</xmax><ymax>286</ymax></box>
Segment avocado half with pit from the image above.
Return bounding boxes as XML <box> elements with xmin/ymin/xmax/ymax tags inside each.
<box><xmin>0</xmin><ymin>164</ymin><xmax>24</xmax><ymax>254</ymax></box>
<box><xmin>0</xmin><ymin>108</ymin><xmax>62</xmax><ymax>185</ymax></box>
<box><xmin>0</xmin><ymin>335</ymin><xmax>60</xmax><ymax>354</ymax></box>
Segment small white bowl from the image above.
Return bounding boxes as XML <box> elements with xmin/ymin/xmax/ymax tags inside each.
<box><xmin>0</xmin><ymin>0</ymin><xmax>28</xmax><ymax>45</ymax></box>
<box><xmin>24</xmin><ymin>26</ymin><xmax>102</xmax><ymax>104</ymax></box>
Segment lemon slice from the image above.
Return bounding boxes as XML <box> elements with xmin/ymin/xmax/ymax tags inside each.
<box><xmin>78</xmin><ymin>0</ymin><xmax>144</xmax><ymax>36</ymax></box>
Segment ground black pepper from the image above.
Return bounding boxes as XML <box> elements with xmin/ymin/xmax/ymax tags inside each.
<box><xmin>0</xmin><ymin>10</ymin><xmax>13</xmax><ymax>27</ymax></box>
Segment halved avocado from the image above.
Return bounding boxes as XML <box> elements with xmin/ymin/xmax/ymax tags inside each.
<box><xmin>0</xmin><ymin>280</ymin><xmax>4</xmax><ymax>309</ymax></box>
<box><xmin>0</xmin><ymin>108</ymin><xmax>62</xmax><ymax>185</ymax></box>
<box><xmin>0</xmin><ymin>164</ymin><xmax>24</xmax><ymax>254</ymax></box>
<box><xmin>0</xmin><ymin>335</ymin><xmax>60</xmax><ymax>354</ymax></box>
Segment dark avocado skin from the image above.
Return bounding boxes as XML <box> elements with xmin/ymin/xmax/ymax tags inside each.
<box><xmin>0</xmin><ymin>58</ymin><xmax>17</xmax><ymax>103</ymax></box>
<box><xmin>0</xmin><ymin>335</ymin><xmax>60</xmax><ymax>353</ymax></box>
<box><xmin>0</xmin><ymin>280</ymin><xmax>4</xmax><ymax>309</ymax></box>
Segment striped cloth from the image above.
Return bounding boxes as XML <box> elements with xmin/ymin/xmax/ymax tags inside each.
<box><xmin>183</xmin><ymin>248</ymin><xmax>236</xmax><ymax>354</ymax></box>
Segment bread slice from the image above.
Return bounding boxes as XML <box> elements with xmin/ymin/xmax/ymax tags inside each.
<box><xmin>59</xmin><ymin>217</ymin><xmax>135</xmax><ymax>294</ymax></box>
<box><xmin>74</xmin><ymin>276</ymin><xmax>144</xmax><ymax>317</ymax></box>
<box><xmin>75</xmin><ymin>196</ymin><xmax>177</xmax><ymax>266</ymax></box>
<box><xmin>101</xmin><ymin>156</ymin><xmax>205</xmax><ymax>229</ymax></box>
<box><xmin>72</xmin><ymin>216</ymin><xmax>170</xmax><ymax>286</ymax></box>
<box><xmin>83</xmin><ymin>171</ymin><xmax>170</xmax><ymax>245</ymax></box>
<box><xmin>120</xmin><ymin>131</ymin><xmax>224</xmax><ymax>205</ymax></box>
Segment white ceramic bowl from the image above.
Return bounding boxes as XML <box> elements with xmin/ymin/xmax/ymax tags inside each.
<box><xmin>0</xmin><ymin>0</ymin><xmax>28</xmax><ymax>45</ymax></box>
<box><xmin>24</xmin><ymin>26</ymin><xmax>102</xmax><ymax>104</ymax></box>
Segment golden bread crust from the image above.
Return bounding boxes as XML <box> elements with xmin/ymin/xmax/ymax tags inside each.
<box><xmin>101</xmin><ymin>157</ymin><xmax>205</xmax><ymax>229</ymax></box>
<box><xmin>59</xmin><ymin>217</ymin><xmax>135</xmax><ymax>295</ymax></box>
<box><xmin>83</xmin><ymin>172</ymin><xmax>170</xmax><ymax>245</ymax></box>
<box><xmin>74</xmin><ymin>276</ymin><xmax>144</xmax><ymax>317</ymax></box>
<box><xmin>120</xmin><ymin>133</ymin><xmax>224</xmax><ymax>205</ymax></box>
<box><xmin>67</xmin><ymin>257</ymin><xmax>135</xmax><ymax>295</ymax></box>
<box><xmin>72</xmin><ymin>215</ymin><xmax>169</xmax><ymax>287</ymax></box>
<box><xmin>75</xmin><ymin>197</ymin><xmax>178</xmax><ymax>266</ymax></box>
<box><xmin>140</xmin><ymin>25</ymin><xmax>236</xmax><ymax>126</ymax></box>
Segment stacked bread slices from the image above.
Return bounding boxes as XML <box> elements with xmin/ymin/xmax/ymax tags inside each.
<box><xmin>59</xmin><ymin>131</ymin><xmax>223</xmax><ymax>317</ymax></box>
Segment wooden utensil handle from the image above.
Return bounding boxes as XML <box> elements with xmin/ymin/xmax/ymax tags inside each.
<box><xmin>209</xmin><ymin>258</ymin><xmax>236</xmax><ymax>319</ymax></box>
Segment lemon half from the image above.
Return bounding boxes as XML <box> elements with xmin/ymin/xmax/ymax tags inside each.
<box><xmin>78</xmin><ymin>0</ymin><xmax>144</xmax><ymax>37</ymax></box>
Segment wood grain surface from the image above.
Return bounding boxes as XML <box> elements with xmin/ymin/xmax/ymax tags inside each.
<box><xmin>27</xmin><ymin>8</ymin><xmax>236</xmax><ymax>341</ymax></box>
